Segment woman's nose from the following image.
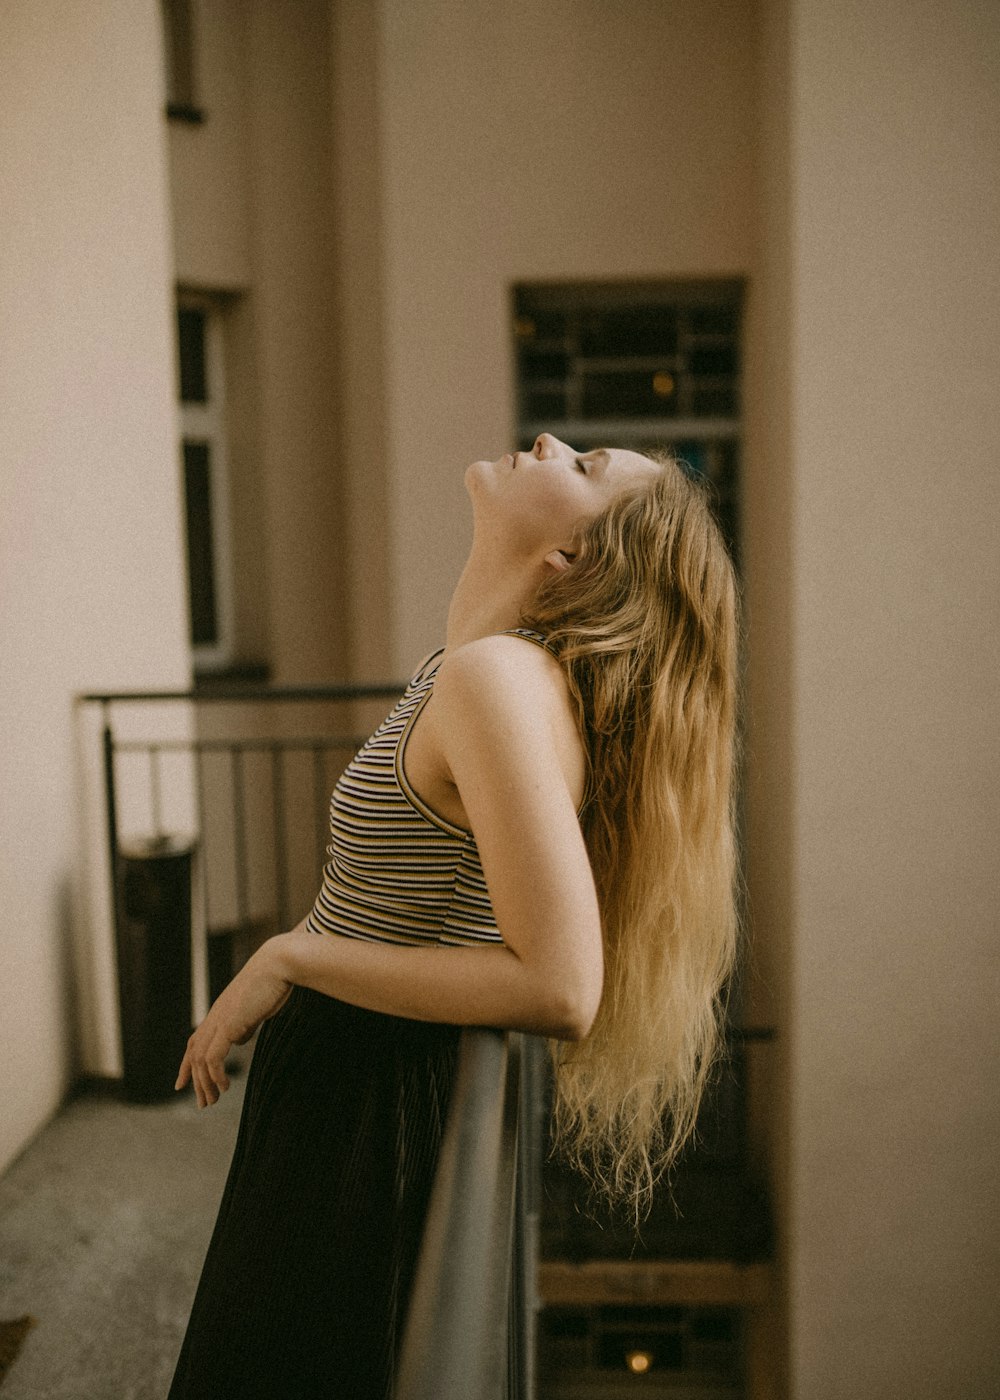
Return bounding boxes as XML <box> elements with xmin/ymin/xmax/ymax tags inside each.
<box><xmin>533</xmin><ymin>432</ymin><xmax>566</xmax><ymax>459</ymax></box>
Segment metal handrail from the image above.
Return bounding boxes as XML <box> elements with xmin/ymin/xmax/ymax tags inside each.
<box><xmin>76</xmin><ymin>682</ymin><xmax>406</xmax><ymax>704</ymax></box>
<box><xmin>76</xmin><ymin>683</ymin><xmax>408</xmax><ymax>935</ymax></box>
<box><xmin>397</xmin><ymin>1028</ymin><xmax>533</xmax><ymax>1400</ymax></box>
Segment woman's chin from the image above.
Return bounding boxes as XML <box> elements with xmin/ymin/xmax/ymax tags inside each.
<box><xmin>464</xmin><ymin>459</ymin><xmax>492</xmax><ymax>493</ymax></box>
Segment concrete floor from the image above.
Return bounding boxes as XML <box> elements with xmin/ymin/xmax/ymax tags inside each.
<box><xmin>0</xmin><ymin>1062</ymin><xmax>248</xmax><ymax>1399</ymax></box>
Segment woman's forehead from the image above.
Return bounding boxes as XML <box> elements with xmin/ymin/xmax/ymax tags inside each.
<box><xmin>603</xmin><ymin>448</ymin><xmax>661</xmax><ymax>482</ymax></box>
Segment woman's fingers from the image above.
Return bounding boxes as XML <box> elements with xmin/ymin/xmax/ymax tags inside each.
<box><xmin>177</xmin><ymin>1023</ymin><xmax>233</xmax><ymax>1108</ymax></box>
<box><xmin>204</xmin><ymin>1033</ymin><xmax>231</xmax><ymax>1096</ymax></box>
<box><xmin>174</xmin><ymin>950</ymin><xmax>292</xmax><ymax>1106</ymax></box>
<box><xmin>194</xmin><ymin>1059</ymin><xmax>219</xmax><ymax>1108</ymax></box>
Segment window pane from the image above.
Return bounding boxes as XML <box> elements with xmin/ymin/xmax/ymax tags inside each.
<box><xmin>689</xmin><ymin>304</ymin><xmax>738</xmax><ymax>336</ymax></box>
<box><xmin>161</xmin><ymin>0</ymin><xmax>196</xmax><ymax>109</ymax></box>
<box><xmin>580</xmin><ymin>307</ymin><xmax>678</xmax><ymax>358</ymax></box>
<box><xmin>521</xmin><ymin>387</ymin><xmax>567</xmax><ymax>420</ymax></box>
<box><xmin>691</xmin><ymin>385</ymin><xmax>738</xmax><ymax>418</ymax></box>
<box><xmin>582</xmin><ymin>369</ymin><xmax>679</xmax><ymax>418</ymax></box>
<box><xmin>177</xmin><ymin>307</ymin><xmax>208</xmax><ymax>403</ymax></box>
<box><xmin>517</xmin><ymin>347</ymin><xmax>570</xmax><ymax>380</ymax></box>
<box><xmin>183</xmin><ymin>440</ymin><xmax>218</xmax><ymax>646</ymax></box>
<box><xmin>689</xmin><ymin>344</ymin><xmax>738</xmax><ymax>377</ymax></box>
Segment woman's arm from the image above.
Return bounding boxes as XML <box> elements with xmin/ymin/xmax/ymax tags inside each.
<box><xmin>177</xmin><ymin>635</ymin><xmax>603</xmax><ymax>1107</ymax></box>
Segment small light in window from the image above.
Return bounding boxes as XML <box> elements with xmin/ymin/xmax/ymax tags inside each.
<box><xmin>514</xmin><ymin>316</ymin><xmax>537</xmax><ymax>339</ymax></box>
<box><xmin>625</xmin><ymin>1349</ymin><xmax>653</xmax><ymax>1374</ymax></box>
<box><xmin>652</xmin><ymin>371</ymin><xmax>675</xmax><ymax>398</ymax></box>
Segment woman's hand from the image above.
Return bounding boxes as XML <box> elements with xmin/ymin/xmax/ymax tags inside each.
<box><xmin>175</xmin><ymin>939</ymin><xmax>293</xmax><ymax>1108</ymax></box>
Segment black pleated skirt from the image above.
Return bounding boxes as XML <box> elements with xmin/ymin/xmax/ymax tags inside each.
<box><xmin>168</xmin><ymin>984</ymin><xmax>461</xmax><ymax>1400</ymax></box>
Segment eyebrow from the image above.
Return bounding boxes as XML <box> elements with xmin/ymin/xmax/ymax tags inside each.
<box><xmin>589</xmin><ymin>449</ymin><xmax>611</xmax><ymax>470</ymax></box>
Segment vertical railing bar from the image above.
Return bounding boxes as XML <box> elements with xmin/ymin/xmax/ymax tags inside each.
<box><xmin>231</xmin><ymin>746</ymin><xmax>250</xmax><ymax>968</ymax></box>
<box><xmin>194</xmin><ymin>743</ymin><xmax>211</xmax><ymax>935</ymax></box>
<box><xmin>515</xmin><ymin>1039</ymin><xmax>542</xmax><ymax>1400</ymax></box>
<box><xmin>102</xmin><ymin>700</ymin><xmax>122</xmax><ymax>931</ymax></box>
<box><xmin>272</xmin><ymin>745</ymin><xmax>288</xmax><ymax>933</ymax></box>
<box><xmin>312</xmin><ymin>743</ymin><xmax>328</xmax><ymax>875</ymax></box>
<box><xmin>149</xmin><ymin>744</ymin><xmax>163</xmax><ymax>839</ymax></box>
<box><xmin>102</xmin><ymin>702</ymin><xmax>131</xmax><ymax>1088</ymax></box>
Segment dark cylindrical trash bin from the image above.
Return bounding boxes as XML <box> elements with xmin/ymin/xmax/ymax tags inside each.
<box><xmin>116</xmin><ymin>835</ymin><xmax>195</xmax><ymax>1102</ymax></box>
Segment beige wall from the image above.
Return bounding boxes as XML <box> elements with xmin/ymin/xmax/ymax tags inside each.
<box><xmin>334</xmin><ymin>0</ymin><xmax>758</xmax><ymax>672</ymax></box>
<box><xmin>168</xmin><ymin>0</ymin><xmax>255</xmax><ymax>286</ymax></box>
<box><xmin>747</xmin><ymin>0</ymin><xmax>1000</xmax><ymax>1393</ymax></box>
<box><xmin>330</xmin><ymin>0</ymin><xmax>395</xmax><ymax>681</ymax></box>
<box><xmin>0</xmin><ymin>0</ymin><xmax>190</xmax><ymax>1170</ymax></box>
<box><xmin>170</xmin><ymin>0</ymin><xmax>348</xmax><ymax>684</ymax></box>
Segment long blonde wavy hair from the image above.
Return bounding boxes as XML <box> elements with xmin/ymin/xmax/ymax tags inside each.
<box><xmin>521</xmin><ymin>451</ymin><xmax>742</xmax><ymax>1216</ymax></box>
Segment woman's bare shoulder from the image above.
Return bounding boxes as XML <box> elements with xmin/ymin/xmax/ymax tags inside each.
<box><xmin>436</xmin><ymin>632</ymin><xmax>566</xmax><ymax>706</ymax></box>
<box><xmin>433</xmin><ymin>634</ymin><xmax>585</xmax><ymax>801</ymax></box>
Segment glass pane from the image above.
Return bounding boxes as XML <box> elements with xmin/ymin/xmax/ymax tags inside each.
<box><xmin>691</xmin><ymin>385</ymin><xmax>738</xmax><ymax>418</ymax></box>
<box><xmin>580</xmin><ymin>306</ymin><xmax>678</xmax><ymax>357</ymax></box>
<box><xmin>675</xmin><ymin>440</ymin><xmax>710</xmax><ymax>479</ymax></box>
<box><xmin>513</xmin><ymin>306</ymin><xmax>568</xmax><ymax>342</ymax></box>
<box><xmin>582</xmin><ymin>368</ymin><xmax>678</xmax><ymax>418</ymax></box>
<box><xmin>521</xmin><ymin>388</ymin><xmax>567</xmax><ymax>420</ymax></box>
<box><xmin>596</xmin><ymin>1326</ymin><xmax>684</xmax><ymax>1372</ymax></box>
<box><xmin>162</xmin><ymin>0</ymin><xmax>196</xmax><ymax>108</ymax></box>
<box><xmin>517</xmin><ymin>346</ymin><xmax>570</xmax><ymax>380</ymax></box>
<box><xmin>177</xmin><ymin>306</ymin><xmax>208</xmax><ymax>403</ymax></box>
<box><xmin>183</xmin><ymin>440</ymin><xmax>218</xmax><ymax>646</ymax></box>
<box><xmin>689</xmin><ymin>303</ymin><xmax>738</xmax><ymax>335</ymax></box>
<box><xmin>689</xmin><ymin>343</ymin><xmax>738</xmax><ymax>377</ymax></box>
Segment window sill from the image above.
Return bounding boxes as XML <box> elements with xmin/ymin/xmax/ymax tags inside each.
<box><xmin>166</xmin><ymin>102</ymin><xmax>206</xmax><ymax>125</ymax></box>
<box><xmin>193</xmin><ymin>660</ymin><xmax>271</xmax><ymax>692</ymax></box>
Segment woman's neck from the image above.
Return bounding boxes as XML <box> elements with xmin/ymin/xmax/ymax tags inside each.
<box><xmin>445</xmin><ymin>550</ymin><xmax>542</xmax><ymax>651</ymax></box>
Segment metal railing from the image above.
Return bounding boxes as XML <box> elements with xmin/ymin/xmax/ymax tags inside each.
<box><xmin>397</xmin><ymin>1029</ymin><xmax>540</xmax><ymax>1400</ymax></box>
<box><xmin>77</xmin><ymin>682</ymin><xmax>536</xmax><ymax>1399</ymax></box>
<box><xmin>80</xmin><ymin>682</ymin><xmax>405</xmax><ymax>944</ymax></box>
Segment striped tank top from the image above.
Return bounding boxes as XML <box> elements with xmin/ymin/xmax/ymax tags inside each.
<box><xmin>305</xmin><ymin>629</ymin><xmax>552</xmax><ymax>948</ymax></box>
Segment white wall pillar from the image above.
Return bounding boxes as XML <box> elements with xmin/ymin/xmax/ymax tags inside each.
<box><xmin>748</xmin><ymin>1</ymin><xmax>1000</xmax><ymax>1392</ymax></box>
<box><xmin>0</xmin><ymin>0</ymin><xmax>191</xmax><ymax>1169</ymax></box>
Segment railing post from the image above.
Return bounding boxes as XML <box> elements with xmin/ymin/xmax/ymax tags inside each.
<box><xmin>511</xmin><ymin>1036</ymin><xmax>544</xmax><ymax>1400</ymax></box>
<box><xmin>396</xmin><ymin>1029</ymin><xmax>522</xmax><ymax>1400</ymax></box>
<box><xmin>101</xmin><ymin>701</ymin><xmax>123</xmax><ymax>968</ymax></box>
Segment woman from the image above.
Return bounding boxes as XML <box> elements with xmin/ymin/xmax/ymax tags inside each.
<box><xmin>169</xmin><ymin>433</ymin><xmax>741</xmax><ymax>1399</ymax></box>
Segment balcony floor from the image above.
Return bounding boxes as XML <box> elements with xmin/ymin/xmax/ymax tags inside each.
<box><xmin>0</xmin><ymin>1060</ymin><xmax>249</xmax><ymax>1399</ymax></box>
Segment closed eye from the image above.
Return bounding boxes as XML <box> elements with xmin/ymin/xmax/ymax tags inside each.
<box><xmin>574</xmin><ymin>457</ymin><xmax>589</xmax><ymax>474</ymax></box>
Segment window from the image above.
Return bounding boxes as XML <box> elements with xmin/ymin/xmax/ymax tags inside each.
<box><xmin>176</xmin><ymin>296</ymin><xmax>235</xmax><ymax>671</ymax></box>
<box><xmin>513</xmin><ymin>280</ymin><xmax>743</xmax><ymax>565</ymax></box>
<box><xmin>161</xmin><ymin>0</ymin><xmax>204</xmax><ymax>123</ymax></box>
